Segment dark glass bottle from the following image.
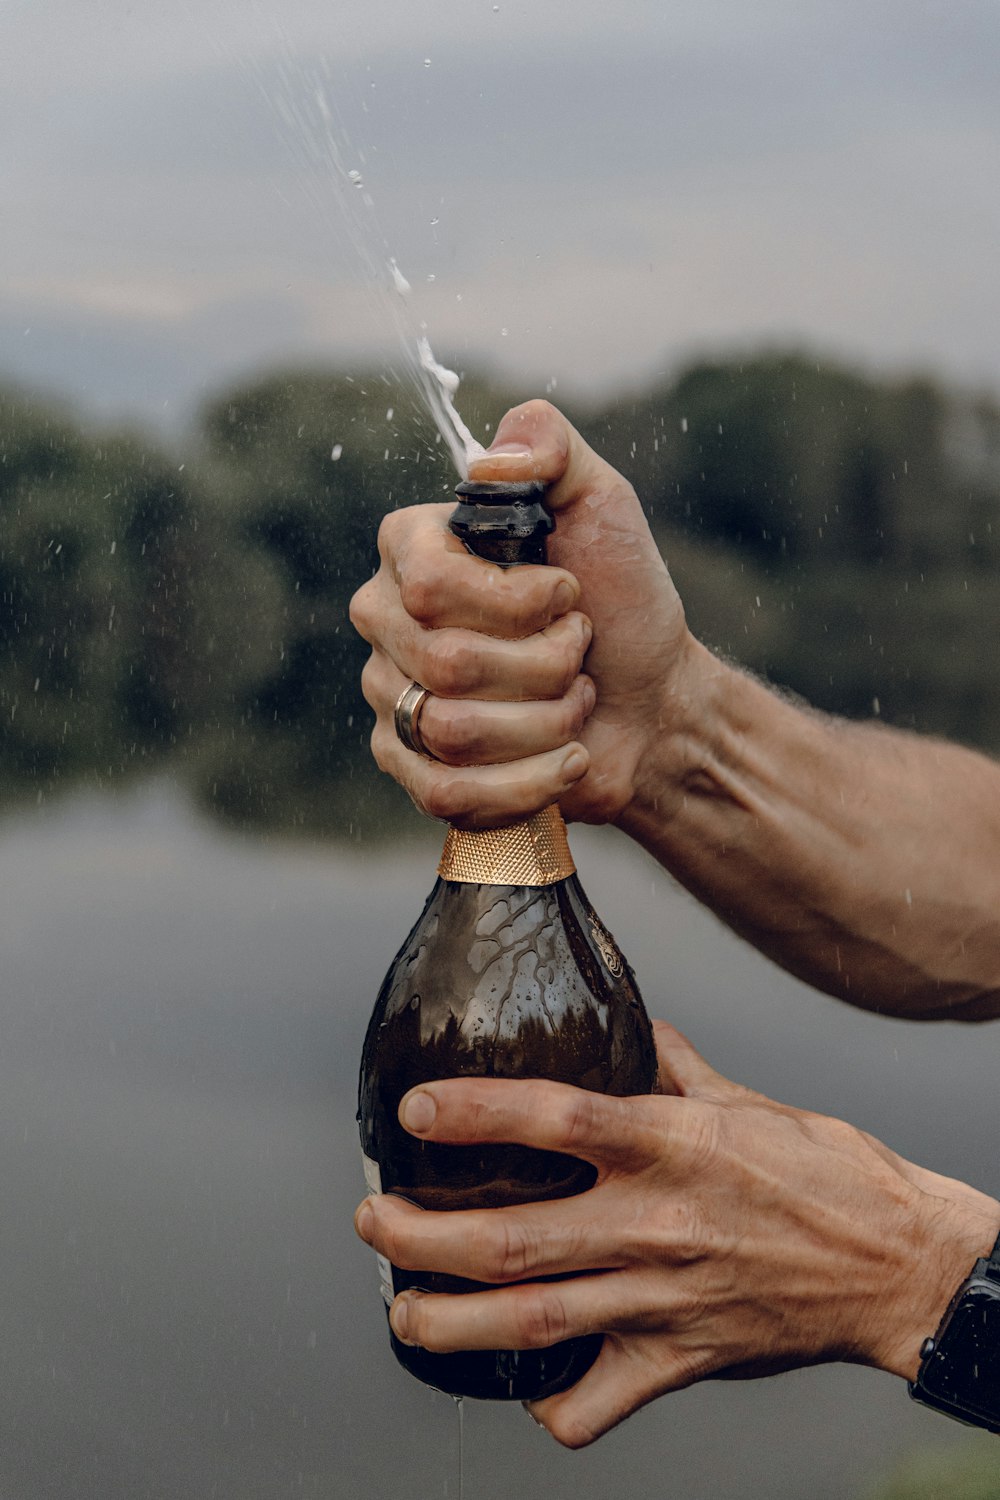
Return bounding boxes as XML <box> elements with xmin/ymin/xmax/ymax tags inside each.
<box><xmin>358</xmin><ymin>480</ymin><xmax>657</xmax><ymax>1402</ymax></box>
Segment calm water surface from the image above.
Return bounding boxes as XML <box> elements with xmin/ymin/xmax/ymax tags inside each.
<box><xmin>0</xmin><ymin>782</ymin><xmax>991</xmax><ymax>1498</ymax></box>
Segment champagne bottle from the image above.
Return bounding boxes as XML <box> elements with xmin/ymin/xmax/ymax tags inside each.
<box><xmin>358</xmin><ymin>479</ymin><xmax>657</xmax><ymax>1402</ymax></box>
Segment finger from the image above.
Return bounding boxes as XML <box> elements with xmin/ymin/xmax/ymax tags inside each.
<box><xmin>361</xmin><ymin>1191</ymin><xmax>624</xmax><ymax>1284</ymax></box>
<box><xmin>468</xmin><ymin>399</ymin><xmax>638</xmax><ymax>518</ymax></box>
<box><xmin>372</xmin><ymin>504</ymin><xmax>582</xmax><ymax>636</ymax></box>
<box><xmin>390</xmin><ymin>1272</ymin><xmax>625</xmax><ymax>1355</ymax></box>
<box><xmin>398</xmin><ymin>1077</ymin><xmax>661</xmax><ymax>1171</ymax></box>
<box><xmin>371</xmin><ymin>726</ymin><xmax>591</xmax><ymax>828</ymax></box>
<box><xmin>363</xmin><ymin>653</ymin><xmax>596</xmax><ymax>767</ymax></box>
<box><xmin>527</xmin><ymin>1335</ymin><xmax>700</xmax><ymax>1450</ymax></box>
<box><xmin>386</xmin><ymin>609</ymin><xmax>593</xmax><ymax>706</ymax></box>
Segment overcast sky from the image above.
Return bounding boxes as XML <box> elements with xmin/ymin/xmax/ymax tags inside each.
<box><xmin>5</xmin><ymin>0</ymin><xmax>1000</xmax><ymax>431</ymax></box>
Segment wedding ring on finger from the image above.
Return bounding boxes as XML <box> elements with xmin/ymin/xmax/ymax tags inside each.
<box><xmin>394</xmin><ymin>681</ymin><xmax>435</xmax><ymax>759</ymax></box>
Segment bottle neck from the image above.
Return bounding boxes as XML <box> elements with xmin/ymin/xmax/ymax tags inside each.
<box><xmin>438</xmin><ymin>806</ymin><xmax>576</xmax><ymax>886</ymax></box>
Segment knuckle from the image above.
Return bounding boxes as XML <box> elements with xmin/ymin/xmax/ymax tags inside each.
<box><xmin>348</xmin><ymin>580</ymin><xmax>376</xmax><ymax>638</ymax></box>
<box><xmin>555</xmin><ymin>1089</ymin><xmax>601</xmax><ymax>1154</ymax></box>
<box><xmin>479</xmin><ymin>1219</ymin><xmax>534</xmax><ymax>1285</ymax></box>
<box><xmin>513</xmin><ymin>1287</ymin><xmax>569</xmax><ymax>1349</ymax></box>
<box><xmin>419</xmin><ymin>768</ymin><xmax>469</xmax><ymax>823</ymax></box>
<box><xmin>398</xmin><ymin>571</ymin><xmax>443</xmax><ymax>628</ymax></box>
<box><xmin>376</xmin><ymin>507</ymin><xmax>407</xmax><ymax>561</ymax></box>
<box><xmin>425</xmin><ymin>701</ymin><xmax>479</xmax><ymax>764</ymax></box>
<box><xmin>425</xmin><ymin>633</ymin><xmax>480</xmax><ymax>697</ymax></box>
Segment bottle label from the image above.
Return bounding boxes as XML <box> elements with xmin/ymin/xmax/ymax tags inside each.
<box><xmin>361</xmin><ymin>1151</ymin><xmax>396</xmax><ymax>1306</ymax></box>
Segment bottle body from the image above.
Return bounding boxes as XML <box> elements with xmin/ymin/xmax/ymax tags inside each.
<box><xmin>358</xmin><ymin>857</ymin><xmax>657</xmax><ymax>1401</ymax></box>
<box><xmin>358</xmin><ymin>476</ymin><xmax>658</xmax><ymax>1400</ymax></box>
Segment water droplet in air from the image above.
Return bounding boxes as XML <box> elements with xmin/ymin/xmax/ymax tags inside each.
<box><xmin>427</xmin><ymin>273</ymin><xmax>436</xmax><ymax>282</ymax></box>
<box><xmin>386</xmin><ymin>407</ymin><xmax>394</xmax><ymax>421</ymax></box>
<box><xmin>331</xmin><ymin>444</ymin><xmax>343</xmax><ymax>461</ymax></box>
<box><xmin>681</xmin><ymin>417</ymin><xmax>689</xmax><ymax>433</ymax></box>
<box><xmin>431</xmin><ymin>217</ymin><xmax>439</xmax><ymax>226</ymax></box>
<box><xmin>501</xmin><ymin>327</ymin><xmax>509</xmax><ymax>337</ymax></box>
<box><xmin>348</xmin><ymin>169</ymin><xmax>364</xmax><ymax>188</ymax></box>
<box><xmin>389</xmin><ymin>259</ymin><xmax>411</xmax><ymax>296</ymax></box>
<box><xmin>424</xmin><ymin>57</ymin><xmax>431</xmax><ymax>67</ymax></box>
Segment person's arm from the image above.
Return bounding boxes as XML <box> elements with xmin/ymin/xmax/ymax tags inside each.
<box><xmin>623</xmin><ymin>640</ymin><xmax>1000</xmax><ymax>1020</ymax></box>
<box><xmin>350</xmin><ymin>400</ymin><xmax>1000</xmax><ymax>1020</ymax></box>
<box><xmin>355</xmin><ymin>1023</ymin><xmax>1000</xmax><ymax>1448</ymax></box>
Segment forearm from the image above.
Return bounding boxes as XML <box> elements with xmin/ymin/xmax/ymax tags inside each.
<box><xmin>619</xmin><ymin>635</ymin><xmax>1000</xmax><ymax>1019</ymax></box>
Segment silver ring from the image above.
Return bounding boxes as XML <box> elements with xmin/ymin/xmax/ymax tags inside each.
<box><xmin>394</xmin><ymin>681</ymin><xmax>434</xmax><ymax>758</ymax></box>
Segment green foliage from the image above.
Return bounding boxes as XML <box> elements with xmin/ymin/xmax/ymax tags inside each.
<box><xmin>3</xmin><ymin>352</ymin><xmax>1000</xmax><ymax>838</ymax></box>
<box><xmin>863</xmin><ymin>1437</ymin><xmax>1000</xmax><ymax>1500</ymax></box>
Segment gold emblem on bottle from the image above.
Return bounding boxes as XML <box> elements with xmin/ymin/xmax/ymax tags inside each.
<box><xmin>589</xmin><ymin>920</ymin><xmax>625</xmax><ymax>978</ymax></box>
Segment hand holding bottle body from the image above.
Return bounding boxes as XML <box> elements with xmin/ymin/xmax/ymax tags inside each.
<box><xmin>356</xmin><ymin>1022</ymin><xmax>999</xmax><ymax>1448</ymax></box>
<box><xmin>349</xmin><ymin>400</ymin><xmax>691</xmax><ymax>829</ymax></box>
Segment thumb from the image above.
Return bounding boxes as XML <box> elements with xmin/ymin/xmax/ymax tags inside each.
<box><xmin>652</xmin><ymin>1020</ymin><xmax>737</xmax><ymax>1101</ymax></box>
<box><xmin>468</xmin><ymin>399</ymin><xmax>636</xmax><ymax>515</ymax></box>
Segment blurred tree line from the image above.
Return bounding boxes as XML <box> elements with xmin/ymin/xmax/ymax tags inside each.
<box><xmin>3</xmin><ymin>352</ymin><xmax>1000</xmax><ymax>839</ymax></box>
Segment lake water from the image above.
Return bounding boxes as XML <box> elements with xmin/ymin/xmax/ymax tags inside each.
<box><xmin>1</xmin><ymin>780</ymin><xmax>993</xmax><ymax>1498</ymax></box>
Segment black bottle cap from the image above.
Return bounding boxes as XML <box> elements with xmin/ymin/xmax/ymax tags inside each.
<box><xmin>454</xmin><ymin>480</ymin><xmax>547</xmax><ymax>504</ymax></box>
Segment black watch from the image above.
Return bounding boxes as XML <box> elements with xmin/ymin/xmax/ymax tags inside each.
<box><xmin>909</xmin><ymin>1231</ymin><xmax>1000</xmax><ymax>1433</ymax></box>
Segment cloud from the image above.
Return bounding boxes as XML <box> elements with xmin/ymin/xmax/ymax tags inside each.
<box><xmin>4</xmin><ymin>0</ymin><xmax>1000</xmax><ymax>424</ymax></box>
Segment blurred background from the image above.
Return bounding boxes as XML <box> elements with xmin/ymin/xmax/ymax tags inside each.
<box><xmin>3</xmin><ymin>1</ymin><xmax>1000</xmax><ymax>1495</ymax></box>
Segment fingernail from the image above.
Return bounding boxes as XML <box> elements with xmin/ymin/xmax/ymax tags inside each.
<box><xmin>522</xmin><ymin>1401</ymin><xmax>545</xmax><ymax>1428</ymax></box>
<box><xmin>485</xmin><ymin>442</ymin><xmax>532</xmax><ymax>459</ymax></box>
<box><xmin>355</xmin><ymin>1200</ymin><xmax>374</xmax><ymax>1244</ymax></box>
<box><xmin>562</xmin><ymin>748</ymin><xmax>588</xmax><ymax>782</ymax></box>
<box><xmin>581</xmin><ymin>617</ymin><xmax>593</xmax><ymax>649</ymax></box>
<box><xmin>391</xmin><ymin>1295</ymin><xmax>413</xmax><ymax>1344</ymax></box>
<box><xmin>581</xmin><ymin>679</ymin><xmax>596</xmax><ymax>715</ymax></box>
<box><xmin>400</xmin><ymin>1090</ymin><xmax>437</xmax><ymax>1134</ymax></box>
<box><xmin>552</xmin><ymin>579</ymin><xmax>577</xmax><ymax>615</ymax></box>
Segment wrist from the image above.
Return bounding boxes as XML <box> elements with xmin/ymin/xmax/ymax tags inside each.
<box><xmin>870</xmin><ymin>1182</ymin><xmax>1000</xmax><ymax>1382</ymax></box>
<box><xmin>615</xmin><ymin>633</ymin><xmax>744</xmax><ymax>840</ymax></box>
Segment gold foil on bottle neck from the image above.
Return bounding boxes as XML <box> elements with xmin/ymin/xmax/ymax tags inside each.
<box><xmin>438</xmin><ymin>805</ymin><xmax>575</xmax><ymax>886</ymax></box>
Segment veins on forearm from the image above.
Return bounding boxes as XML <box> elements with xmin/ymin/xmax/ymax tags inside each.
<box><xmin>624</xmin><ymin>651</ymin><xmax>1000</xmax><ymax>1020</ymax></box>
